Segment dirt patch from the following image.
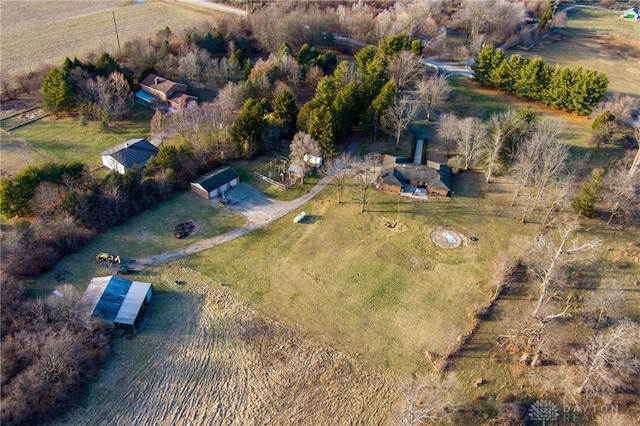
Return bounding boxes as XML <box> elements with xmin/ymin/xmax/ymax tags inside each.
<box><xmin>0</xmin><ymin>98</ymin><xmax>39</xmax><ymax>118</ymax></box>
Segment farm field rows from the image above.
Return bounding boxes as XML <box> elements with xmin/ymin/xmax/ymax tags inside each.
<box><xmin>0</xmin><ymin>0</ymin><xmax>222</xmax><ymax>76</ymax></box>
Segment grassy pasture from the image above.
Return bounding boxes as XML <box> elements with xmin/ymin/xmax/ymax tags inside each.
<box><xmin>180</xmin><ymin>176</ymin><xmax>538</xmax><ymax>375</ymax></box>
<box><xmin>0</xmin><ymin>0</ymin><xmax>221</xmax><ymax>76</ymax></box>
<box><xmin>5</xmin><ymin>106</ymin><xmax>153</xmax><ymax>172</ymax></box>
<box><xmin>29</xmin><ymin>190</ymin><xmax>245</xmax><ymax>294</ymax></box>
<box><xmin>516</xmin><ymin>7</ymin><xmax>640</xmax><ymax>97</ymax></box>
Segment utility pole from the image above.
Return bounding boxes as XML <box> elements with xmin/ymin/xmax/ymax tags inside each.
<box><xmin>113</xmin><ymin>11</ymin><xmax>122</xmax><ymax>57</ymax></box>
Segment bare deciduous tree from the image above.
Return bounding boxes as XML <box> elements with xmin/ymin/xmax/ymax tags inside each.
<box><xmin>415</xmin><ymin>75</ymin><xmax>451</xmax><ymax>122</ymax></box>
<box><xmin>382</xmin><ymin>95</ymin><xmax>421</xmax><ymax>149</ymax></box>
<box><xmin>436</xmin><ymin>113</ymin><xmax>459</xmax><ymax>157</ymax></box>
<box><xmin>575</xmin><ymin>319</ymin><xmax>640</xmax><ymax>394</ymax></box>
<box><xmin>396</xmin><ymin>374</ymin><xmax>462</xmax><ymax>426</ymax></box>
<box><xmin>31</xmin><ymin>182</ymin><xmax>67</xmax><ymax>218</ymax></box>
<box><xmin>104</xmin><ymin>183</ymin><xmax>124</xmax><ymax>221</ymax></box>
<box><xmin>456</xmin><ymin>116</ymin><xmax>487</xmax><ymax>170</ymax></box>
<box><xmin>511</xmin><ymin>119</ymin><xmax>568</xmax><ymax>222</ymax></box>
<box><xmin>150</xmin><ymin>109</ymin><xmax>167</xmax><ymax>145</ymax></box>
<box><xmin>603</xmin><ymin>148</ymin><xmax>640</xmax><ymax>225</ymax></box>
<box><xmin>323</xmin><ymin>152</ymin><xmax>355</xmax><ymax>204</ymax></box>
<box><xmin>387</xmin><ymin>50</ymin><xmax>423</xmax><ymax>90</ymax></box>
<box><xmin>289</xmin><ymin>132</ymin><xmax>321</xmax><ymax>185</ymax></box>
<box><xmin>353</xmin><ymin>153</ymin><xmax>381</xmax><ymax>213</ymax></box>
<box><xmin>94</xmin><ymin>71</ymin><xmax>132</xmax><ymax>121</ymax></box>
<box><xmin>591</xmin><ymin>93</ymin><xmax>640</xmax><ymax>127</ymax></box>
<box><xmin>526</xmin><ymin>223</ymin><xmax>599</xmax><ymax>319</ymax></box>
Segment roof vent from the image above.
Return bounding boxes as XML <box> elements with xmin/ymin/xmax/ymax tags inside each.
<box><xmin>124</xmin><ymin>143</ymin><xmax>130</xmax><ymax>147</ymax></box>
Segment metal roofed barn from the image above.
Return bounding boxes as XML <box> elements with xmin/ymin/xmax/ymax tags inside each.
<box><xmin>77</xmin><ymin>276</ymin><xmax>152</xmax><ymax>330</ymax></box>
<box><xmin>100</xmin><ymin>138</ymin><xmax>159</xmax><ymax>175</ymax></box>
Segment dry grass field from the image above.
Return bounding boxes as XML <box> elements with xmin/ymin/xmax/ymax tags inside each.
<box><xmin>0</xmin><ymin>0</ymin><xmax>222</xmax><ymax>76</ymax></box>
<box><xmin>53</xmin><ymin>266</ymin><xmax>397</xmax><ymax>426</ymax></box>
<box><xmin>516</xmin><ymin>7</ymin><xmax>640</xmax><ymax>97</ymax></box>
<box><xmin>9</xmin><ymin>4</ymin><xmax>640</xmax><ymax>424</ymax></box>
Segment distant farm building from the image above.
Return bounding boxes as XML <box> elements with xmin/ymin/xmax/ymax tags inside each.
<box><xmin>379</xmin><ymin>155</ymin><xmax>452</xmax><ymax>197</ymax></box>
<box><xmin>77</xmin><ymin>276</ymin><xmax>152</xmax><ymax>330</ymax></box>
<box><xmin>135</xmin><ymin>73</ymin><xmax>198</xmax><ymax>111</ymax></box>
<box><xmin>191</xmin><ymin>166</ymin><xmax>240</xmax><ymax>199</ymax></box>
<box><xmin>100</xmin><ymin>138</ymin><xmax>159</xmax><ymax>175</ymax></box>
<box><xmin>621</xmin><ymin>7</ymin><xmax>639</xmax><ymax>21</ymax></box>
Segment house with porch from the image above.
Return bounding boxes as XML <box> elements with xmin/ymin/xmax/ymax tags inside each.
<box><xmin>379</xmin><ymin>155</ymin><xmax>452</xmax><ymax>197</ymax></box>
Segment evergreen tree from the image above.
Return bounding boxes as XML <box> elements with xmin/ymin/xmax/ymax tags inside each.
<box><xmin>360</xmin><ymin>56</ymin><xmax>387</xmax><ymax>104</ymax></box>
<box><xmin>297</xmin><ymin>44</ymin><xmax>321</xmax><ymax>75</ymax></box>
<box><xmin>573</xmin><ymin>168</ymin><xmax>603</xmax><ymax>217</ymax></box>
<box><xmin>333</xmin><ymin>81</ymin><xmax>361</xmax><ymax>139</ymax></box>
<box><xmin>314</xmin><ymin>76</ymin><xmax>337</xmax><ymax>108</ymax></box>
<box><xmin>378</xmin><ymin>33</ymin><xmax>411</xmax><ymax>57</ymax></box>
<box><xmin>272</xmin><ymin>89</ymin><xmax>299</xmax><ymax>136</ymax></box>
<box><xmin>95</xmin><ymin>52</ymin><xmax>120</xmax><ymax>77</ymax></box>
<box><xmin>277</xmin><ymin>42</ymin><xmax>294</xmax><ymax>59</ymax></box>
<box><xmin>473</xmin><ymin>44</ymin><xmax>505</xmax><ymax>85</ymax></box>
<box><xmin>230</xmin><ymin>98</ymin><xmax>267</xmax><ymax>158</ymax></box>
<box><xmin>366</xmin><ymin>79</ymin><xmax>397</xmax><ymax>139</ymax></box>
<box><xmin>41</xmin><ymin>68</ymin><xmax>75</xmax><ymax>113</ymax></box>
<box><xmin>515</xmin><ymin>57</ymin><xmax>551</xmax><ymax>101</ymax></box>
<box><xmin>307</xmin><ymin>105</ymin><xmax>335</xmax><ymax>155</ymax></box>
<box><xmin>591</xmin><ymin>110</ymin><xmax>616</xmax><ymax>148</ymax></box>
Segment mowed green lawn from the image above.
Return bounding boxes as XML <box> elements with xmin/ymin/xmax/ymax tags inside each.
<box><xmin>181</xmin><ymin>178</ymin><xmax>537</xmax><ymax>374</ymax></box>
<box><xmin>29</xmin><ymin>191</ymin><xmax>245</xmax><ymax>294</ymax></box>
<box><xmin>516</xmin><ymin>7</ymin><xmax>640</xmax><ymax>97</ymax></box>
<box><xmin>8</xmin><ymin>106</ymin><xmax>153</xmax><ymax>168</ymax></box>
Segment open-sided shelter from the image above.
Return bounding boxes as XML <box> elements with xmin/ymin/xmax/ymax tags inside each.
<box><xmin>190</xmin><ymin>166</ymin><xmax>240</xmax><ymax>199</ymax></box>
<box><xmin>77</xmin><ymin>276</ymin><xmax>152</xmax><ymax>330</ymax></box>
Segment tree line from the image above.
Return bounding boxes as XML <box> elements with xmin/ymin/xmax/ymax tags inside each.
<box><xmin>472</xmin><ymin>44</ymin><xmax>609</xmax><ymax>115</ymax></box>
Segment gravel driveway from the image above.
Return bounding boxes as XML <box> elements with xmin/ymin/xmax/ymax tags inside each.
<box><xmin>133</xmin><ymin>176</ymin><xmax>332</xmax><ymax>268</ymax></box>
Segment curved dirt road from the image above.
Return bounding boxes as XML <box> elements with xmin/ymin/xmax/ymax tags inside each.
<box><xmin>132</xmin><ymin>175</ymin><xmax>333</xmax><ymax>267</ymax></box>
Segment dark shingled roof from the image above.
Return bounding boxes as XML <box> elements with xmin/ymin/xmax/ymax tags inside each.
<box><xmin>101</xmin><ymin>138</ymin><xmax>159</xmax><ymax>169</ymax></box>
<box><xmin>192</xmin><ymin>167</ymin><xmax>239</xmax><ymax>192</ymax></box>
<box><xmin>381</xmin><ymin>155</ymin><xmax>452</xmax><ymax>195</ymax></box>
<box><xmin>140</xmin><ymin>73</ymin><xmax>182</xmax><ymax>95</ymax></box>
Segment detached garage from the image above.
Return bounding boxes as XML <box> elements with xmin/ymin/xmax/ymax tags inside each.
<box><xmin>191</xmin><ymin>167</ymin><xmax>240</xmax><ymax>199</ymax></box>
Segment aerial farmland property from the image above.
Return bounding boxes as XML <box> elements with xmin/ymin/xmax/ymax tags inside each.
<box><xmin>1</xmin><ymin>1</ymin><xmax>639</xmax><ymax>425</ymax></box>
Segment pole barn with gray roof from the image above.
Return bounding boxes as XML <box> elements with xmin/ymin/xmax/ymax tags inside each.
<box><xmin>190</xmin><ymin>167</ymin><xmax>240</xmax><ymax>199</ymax></box>
<box><xmin>77</xmin><ymin>276</ymin><xmax>152</xmax><ymax>330</ymax></box>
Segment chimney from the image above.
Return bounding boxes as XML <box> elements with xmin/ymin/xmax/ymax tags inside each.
<box><xmin>154</xmin><ymin>76</ymin><xmax>159</xmax><ymax>85</ymax></box>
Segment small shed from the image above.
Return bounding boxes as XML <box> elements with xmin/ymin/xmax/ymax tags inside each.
<box><xmin>190</xmin><ymin>166</ymin><xmax>240</xmax><ymax>199</ymax></box>
<box><xmin>100</xmin><ymin>138</ymin><xmax>159</xmax><ymax>175</ymax></box>
<box><xmin>77</xmin><ymin>276</ymin><xmax>152</xmax><ymax>330</ymax></box>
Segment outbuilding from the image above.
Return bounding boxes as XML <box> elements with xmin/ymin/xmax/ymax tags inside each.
<box><xmin>100</xmin><ymin>138</ymin><xmax>159</xmax><ymax>175</ymax></box>
<box><xmin>190</xmin><ymin>166</ymin><xmax>240</xmax><ymax>199</ymax></box>
<box><xmin>77</xmin><ymin>276</ymin><xmax>153</xmax><ymax>330</ymax></box>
